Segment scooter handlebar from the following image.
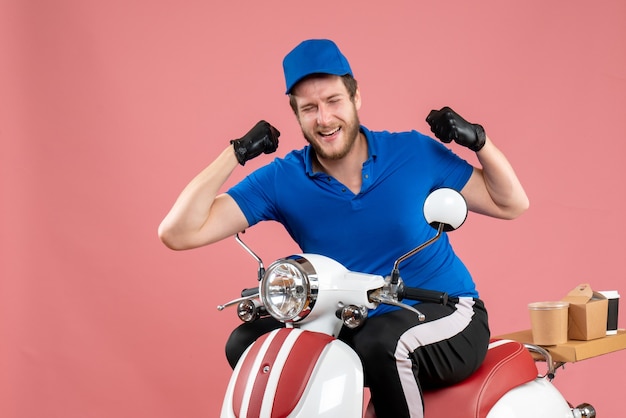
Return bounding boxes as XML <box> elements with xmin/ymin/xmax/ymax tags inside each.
<box><xmin>401</xmin><ymin>287</ymin><xmax>448</xmax><ymax>305</ymax></box>
<box><xmin>240</xmin><ymin>288</ymin><xmax>259</xmax><ymax>298</ymax></box>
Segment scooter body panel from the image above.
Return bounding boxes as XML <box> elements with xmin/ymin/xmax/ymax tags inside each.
<box><xmin>221</xmin><ymin>328</ymin><xmax>363</xmax><ymax>418</ymax></box>
<box><xmin>487</xmin><ymin>378</ymin><xmax>573</xmax><ymax>418</ymax></box>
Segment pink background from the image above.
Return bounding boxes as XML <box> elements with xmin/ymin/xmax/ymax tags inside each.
<box><xmin>2</xmin><ymin>0</ymin><xmax>625</xmax><ymax>417</ymax></box>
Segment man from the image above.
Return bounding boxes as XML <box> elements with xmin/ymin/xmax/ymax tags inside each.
<box><xmin>158</xmin><ymin>39</ymin><xmax>529</xmax><ymax>418</ymax></box>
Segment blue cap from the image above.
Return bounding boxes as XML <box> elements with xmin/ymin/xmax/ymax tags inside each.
<box><xmin>282</xmin><ymin>39</ymin><xmax>353</xmax><ymax>94</ymax></box>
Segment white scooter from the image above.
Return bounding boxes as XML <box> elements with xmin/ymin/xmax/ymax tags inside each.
<box><xmin>218</xmin><ymin>188</ymin><xmax>596</xmax><ymax>418</ymax></box>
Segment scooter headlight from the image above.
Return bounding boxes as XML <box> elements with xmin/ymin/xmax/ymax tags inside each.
<box><xmin>261</xmin><ymin>256</ymin><xmax>317</xmax><ymax>322</ymax></box>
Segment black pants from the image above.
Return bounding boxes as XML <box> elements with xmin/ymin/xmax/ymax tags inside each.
<box><xmin>225</xmin><ymin>297</ymin><xmax>489</xmax><ymax>418</ymax></box>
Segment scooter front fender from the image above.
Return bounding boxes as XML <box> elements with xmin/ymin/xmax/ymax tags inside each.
<box><xmin>221</xmin><ymin>328</ymin><xmax>363</xmax><ymax>418</ymax></box>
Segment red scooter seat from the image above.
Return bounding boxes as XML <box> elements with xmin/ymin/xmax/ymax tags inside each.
<box><xmin>422</xmin><ymin>339</ymin><xmax>539</xmax><ymax>418</ymax></box>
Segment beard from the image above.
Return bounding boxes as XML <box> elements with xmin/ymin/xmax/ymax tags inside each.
<box><xmin>301</xmin><ymin>110</ymin><xmax>361</xmax><ymax>161</ymax></box>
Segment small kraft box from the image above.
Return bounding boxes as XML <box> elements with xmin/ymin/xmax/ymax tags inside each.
<box><xmin>562</xmin><ymin>284</ymin><xmax>609</xmax><ymax>341</ymax></box>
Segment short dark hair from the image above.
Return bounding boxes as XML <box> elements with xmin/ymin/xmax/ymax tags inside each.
<box><xmin>288</xmin><ymin>74</ymin><xmax>358</xmax><ymax>115</ymax></box>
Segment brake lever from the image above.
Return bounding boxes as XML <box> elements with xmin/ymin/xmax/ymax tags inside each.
<box><xmin>217</xmin><ymin>294</ymin><xmax>258</xmax><ymax>311</ymax></box>
<box><xmin>369</xmin><ymin>292</ymin><xmax>425</xmax><ymax>321</ymax></box>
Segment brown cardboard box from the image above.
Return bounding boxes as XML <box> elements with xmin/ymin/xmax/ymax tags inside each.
<box><xmin>562</xmin><ymin>284</ymin><xmax>608</xmax><ymax>341</ymax></box>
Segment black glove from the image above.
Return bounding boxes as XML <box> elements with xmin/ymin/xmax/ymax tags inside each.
<box><xmin>425</xmin><ymin>107</ymin><xmax>486</xmax><ymax>152</ymax></box>
<box><xmin>230</xmin><ymin>120</ymin><xmax>280</xmax><ymax>165</ymax></box>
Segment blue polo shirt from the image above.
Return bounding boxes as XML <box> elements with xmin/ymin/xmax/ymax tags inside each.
<box><xmin>227</xmin><ymin>126</ymin><xmax>477</xmax><ymax>316</ymax></box>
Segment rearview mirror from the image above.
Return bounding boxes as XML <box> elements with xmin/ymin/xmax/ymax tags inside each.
<box><xmin>423</xmin><ymin>188</ymin><xmax>468</xmax><ymax>232</ymax></box>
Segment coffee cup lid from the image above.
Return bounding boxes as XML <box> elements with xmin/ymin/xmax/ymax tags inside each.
<box><xmin>528</xmin><ymin>301</ymin><xmax>570</xmax><ymax>310</ymax></box>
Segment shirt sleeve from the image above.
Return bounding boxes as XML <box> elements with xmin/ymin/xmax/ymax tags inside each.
<box><xmin>420</xmin><ymin>132</ymin><xmax>474</xmax><ymax>191</ymax></box>
<box><xmin>226</xmin><ymin>162</ymin><xmax>280</xmax><ymax>227</ymax></box>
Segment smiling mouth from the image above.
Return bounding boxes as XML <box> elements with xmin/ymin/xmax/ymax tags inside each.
<box><xmin>320</xmin><ymin>127</ymin><xmax>340</xmax><ymax>137</ymax></box>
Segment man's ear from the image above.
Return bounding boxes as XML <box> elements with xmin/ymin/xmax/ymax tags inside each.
<box><xmin>353</xmin><ymin>88</ymin><xmax>362</xmax><ymax>110</ymax></box>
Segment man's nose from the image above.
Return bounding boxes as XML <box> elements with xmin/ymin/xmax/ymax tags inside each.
<box><xmin>316</xmin><ymin>105</ymin><xmax>331</xmax><ymax>125</ymax></box>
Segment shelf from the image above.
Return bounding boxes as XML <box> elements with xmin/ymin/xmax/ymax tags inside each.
<box><xmin>495</xmin><ymin>329</ymin><xmax>626</xmax><ymax>363</ymax></box>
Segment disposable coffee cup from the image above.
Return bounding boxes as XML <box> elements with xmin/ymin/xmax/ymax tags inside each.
<box><xmin>599</xmin><ymin>291</ymin><xmax>620</xmax><ymax>335</ymax></box>
<box><xmin>528</xmin><ymin>301</ymin><xmax>570</xmax><ymax>345</ymax></box>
